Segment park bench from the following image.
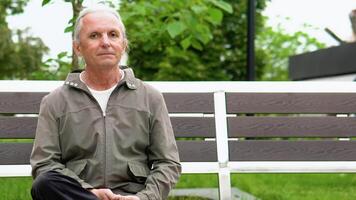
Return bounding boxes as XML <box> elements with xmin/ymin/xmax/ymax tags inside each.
<box><xmin>1</xmin><ymin>81</ymin><xmax>356</xmax><ymax>200</ymax></box>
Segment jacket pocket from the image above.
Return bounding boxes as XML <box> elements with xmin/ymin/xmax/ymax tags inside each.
<box><xmin>128</xmin><ymin>162</ymin><xmax>150</xmax><ymax>183</ymax></box>
<box><xmin>66</xmin><ymin>159</ymin><xmax>87</xmax><ymax>177</ymax></box>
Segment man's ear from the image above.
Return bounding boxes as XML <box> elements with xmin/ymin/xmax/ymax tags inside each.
<box><xmin>73</xmin><ymin>41</ymin><xmax>81</xmax><ymax>56</ymax></box>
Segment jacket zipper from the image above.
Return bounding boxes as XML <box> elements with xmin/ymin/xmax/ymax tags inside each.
<box><xmin>103</xmin><ymin>87</ymin><xmax>118</xmax><ymax>187</ymax></box>
<box><xmin>81</xmin><ymin>90</ymin><xmax>108</xmax><ymax>187</ymax></box>
<box><xmin>103</xmin><ymin>85</ymin><xmax>120</xmax><ymax>187</ymax></box>
<box><xmin>80</xmin><ymin>83</ymin><xmax>123</xmax><ymax>188</ymax></box>
<box><xmin>103</xmin><ymin>114</ymin><xmax>107</xmax><ymax>187</ymax></box>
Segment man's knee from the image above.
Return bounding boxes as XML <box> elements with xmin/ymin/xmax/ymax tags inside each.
<box><xmin>32</xmin><ymin>170</ymin><xmax>59</xmax><ymax>192</ymax></box>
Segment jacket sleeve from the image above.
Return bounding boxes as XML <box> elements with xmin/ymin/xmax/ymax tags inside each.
<box><xmin>30</xmin><ymin>95</ymin><xmax>93</xmax><ymax>189</ymax></box>
<box><xmin>136</xmin><ymin>92</ymin><xmax>182</xmax><ymax>200</ymax></box>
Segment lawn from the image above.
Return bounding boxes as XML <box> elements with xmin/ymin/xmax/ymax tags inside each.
<box><xmin>231</xmin><ymin>173</ymin><xmax>356</xmax><ymax>200</ymax></box>
<box><xmin>2</xmin><ymin>173</ymin><xmax>356</xmax><ymax>200</ymax></box>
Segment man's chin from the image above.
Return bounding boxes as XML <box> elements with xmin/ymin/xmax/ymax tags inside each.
<box><xmin>97</xmin><ymin>61</ymin><xmax>120</xmax><ymax>68</ymax></box>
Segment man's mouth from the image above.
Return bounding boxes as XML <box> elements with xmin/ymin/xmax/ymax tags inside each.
<box><xmin>97</xmin><ymin>52</ymin><xmax>115</xmax><ymax>56</ymax></box>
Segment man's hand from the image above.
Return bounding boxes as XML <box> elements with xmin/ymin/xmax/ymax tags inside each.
<box><xmin>90</xmin><ymin>188</ymin><xmax>122</xmax><ymax>200</ymax></box>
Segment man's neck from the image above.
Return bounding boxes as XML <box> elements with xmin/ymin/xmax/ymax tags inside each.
<box><xmin>82</xmin><ymin>66</ymin><xmax>121</xmax><ymax>91</ymax></box>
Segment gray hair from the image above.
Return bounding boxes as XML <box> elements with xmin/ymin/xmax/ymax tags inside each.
<box><xmin>73</xmin><ymin>5</ymin><xmax>127</xmax><ymax>44</ymax></box>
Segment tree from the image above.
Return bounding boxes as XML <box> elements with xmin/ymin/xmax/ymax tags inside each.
<box><xmin>35</xmin><ymin>0</ymin><xmax>325</xmax><ymax>81</ymax></box>
<box><xmin>42</xmin><ymin>0</ymin><xmax>84</xmax><ymax>71</ymax></box>
<box><xmin>120</xmin><ymin>0</ymin><xmax>237</xmax><ymax>81</ymax></box>
<box><xmin>0</xmin><ymin>0</ymin><xmax>49</xmax><ymax>79</ymax></box>
<box><xmin>120</xmin><ymin>0</ymin><xmax>325</xmax><ymax>81</ymax></box>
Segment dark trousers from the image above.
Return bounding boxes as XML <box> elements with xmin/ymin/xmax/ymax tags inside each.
<box><xmin>31</xmin><ymin>170</ymin><xmax>99</xmax><ymax>200</ymax></box>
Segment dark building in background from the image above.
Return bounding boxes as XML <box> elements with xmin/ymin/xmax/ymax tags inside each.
<box><xmin>289</xmin><ymin>42</ymin><xmax>356</xmax><ymax>81</ymax></box>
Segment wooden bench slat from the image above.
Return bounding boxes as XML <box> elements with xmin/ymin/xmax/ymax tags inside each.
<box><xmin>177</xmin><ymin>141</ymin><xmax>217</xmax><ymax>162</ymax></box>
<box><xmin>0</xmin><ymin>92</ymin><xmax>47</xmax><ymax>114</ymax></box>
<box><xmin>171</xmin><ymin>117</ymin><xmax>215</xmax><ymax>138</ymax></box>
<box><xmin>163</xmin><ymin>93</ymin><xmax>214</xmax><ymax>113</ymax></box>
<box><xmin>0</xmin><ymin>141</ymin><xmax>218</xmax><ymax>164</ymax></box>
<box><xmin>0</xmin><ymin>92</ymin><xmax>214</xmax><ymax>114</ymax></box>
<box><xmin>0</xmin><ymin>117</ymin><xmax>215</xmax><ymax>138</ymax></box>
<box><xmin>226</xmin><ymin>93</ymin><xmax>356</xmax><ymax>114</ymax></box>
<box><xmin>0</xmin><ymin>143</ymin><xmax>32</xmax><ymax>164</ymax></box>
<box><xmin>229</xmin><ymin>140</ymin><xmax>356</xmax><ymax>161</ymax></box>
<box><xmin>0</xmin><ymin>117</ymin><xmax>37</xmax><ymax>139</ymax></box>
<box><xmin>228</xmin><ymin>116</ymin><xmax>356</xmax><ymax>137</ymax></box>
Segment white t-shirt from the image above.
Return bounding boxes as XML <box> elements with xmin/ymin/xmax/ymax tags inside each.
<box><xmin>80</xmin><ymin>70</ymin><xmax>124</xmax><ymax>116</ymax></box>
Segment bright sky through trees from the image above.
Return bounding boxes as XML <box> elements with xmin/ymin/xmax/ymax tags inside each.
<box><xmin>6</xmin><ymin>0</ymin><xmax>356</xmax><ymax>58</ymax></box>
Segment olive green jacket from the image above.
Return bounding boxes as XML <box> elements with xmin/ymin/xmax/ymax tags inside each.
<box><xmin>30</xmin><ymin>67</ymin><xmax>181</xmax><ymax>200</ymax></box>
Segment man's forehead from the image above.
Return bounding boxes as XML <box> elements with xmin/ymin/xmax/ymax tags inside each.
<box><xmin>82</xmin><ymin>11</ymin><xmax>121</xmax><ymax>26</ymax></box>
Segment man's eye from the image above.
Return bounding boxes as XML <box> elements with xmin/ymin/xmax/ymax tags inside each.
<box><xmin>89</xmin><ymin>33</ymin><xmax>98</xmax><ymax>39</ymax></box>
<box><xmin>110</xmin><ymin>32</ymin><xmax>119</xmax><ymax>38</ymax></box>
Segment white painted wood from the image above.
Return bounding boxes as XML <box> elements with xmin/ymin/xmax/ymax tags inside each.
<box><xmin>4</xmin><ymin>162</ymin><xmax>356</xmax><ymax>177</ymax></box>
<box><xmin>181</xmin><ymin>162</ymin><xmax>220</xmax><ymax>173</ymax></box>
<box><xmin>229</xmin><ymin>162</ymin><xmax>356</xmax><ymax>173</ymax></box>
<box><xmin>1</xmin><ymin>81</ymin><xmax>356</xmax><ymax>93</ymax></box>
<box><xmin>218</xmin><ymin>168</ymin><xmax>232</xmax><ymax>200</ymax></box>
<box><xmin>0</xmin><ymin>81</ymin><xmax>63</xmax><ymax>92</ymax></box>
<box><xmin>0</xmin><ymin>163</ymin><xmax>220</xmax><ymax>177</ymax></box>
<box><xmin>214</xmin><ymin>92</ymin><xmax>229</xmax><ymax>165</ymax></box>
<box><xmin>0</xmin><ymin>165</ymin><xmax>31</xmax><ymax>177</ymax></box>
<box><xmin>214</xmin><ymin>91</ymin><xmax>232</xmax><ymax>200</ymax></box>
<box><xmin>3</xmin><ymin>80</ymin><xmax>356</xmax><ymax>200</ymax></box>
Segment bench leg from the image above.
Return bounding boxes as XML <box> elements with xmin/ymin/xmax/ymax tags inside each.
<box><xmin>218</xmin><ymin>168</ymin><xmax>232</xmax><ymax>200</ymax></box>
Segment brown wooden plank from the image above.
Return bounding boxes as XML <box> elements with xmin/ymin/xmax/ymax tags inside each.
<box><xmin>0</xmin><ymin>141</ymin><xmax>218</xmax><ymax>164</ymax></box>
<box><xmin>171</xmin><ymin>117</ymin><xmax>215</xmax><ymax>138</ymax></box>
<box><xmin>177</xmin><ymin>141</ymin><xmax>217</xmax><ymax>162</ymax></box>
<box><xmin>226</xmin><ymin>93</ymin><xmax>356</xmax><ymax>114</ymax></box>
<box><xmin>229</xmin><ymin>140</ymin><xmax>356</xmax><ymax>161</ymax></box>
<box><xmin>0</xmin><ymin>117</ymin><xmax>37</xmax><ymax>138</ymax></box>
<box><xmin>0</xmin><ymin>143</ymin><xmax>32</xmax><ymax>164</ymax></box>
<box><xmin>163</xmin><ymin>93</ymin><xmax>214</xmax><ymax>113</ymax></box>
<box><xmin>0</xmin><ymin>116</ymin><xmax>216</xmax><ymax>138</ymax></box>
<box><xmin>0</xmin><ymin>92</ymin><xmax>47</xmax><ymax>114</ymax></box>
<box><xmin>228</xmin><ymin>116</ymin><xmax>356</xmax><ymax>138</ymax></box>
<box><xmin>0</xmin><ymin>141</ymin><xmax>217</xmax><ymax>164</ymax></box>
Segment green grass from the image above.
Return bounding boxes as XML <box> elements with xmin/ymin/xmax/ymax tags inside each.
<box><xmin>0</xmin><ymin>177</ymin><xmax>32</xmax><ymax>200</ymax></box>
<box><xmin>232</xmin><ymin>173</ymin><xmax>356</xmax><ymax>200</ymax></box>
<box><xmin>175</xmin><ymin>174</ymin><xmax>218</xmax><ymax>188</ymax></box>
<box><xmin>3</xmin><ymin>174</ymin><xmax>356</xmax><ymax>200</ymax></box>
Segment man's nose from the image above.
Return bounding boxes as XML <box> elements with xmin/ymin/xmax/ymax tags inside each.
<box><xmin>101</xmin><ymin>34</ymin><xmax>110</xmax><ymax>47</ymax></box>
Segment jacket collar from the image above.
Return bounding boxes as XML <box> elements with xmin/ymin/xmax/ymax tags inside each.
<box><xmin>64</xmin><ymin>66</ymin><xmax>138</xmax><ymax>91</ymax></box>
<box><xmin>121</xmin><ymin>66</ymin><xmax>138</xmax><ymax>90</ymax></box>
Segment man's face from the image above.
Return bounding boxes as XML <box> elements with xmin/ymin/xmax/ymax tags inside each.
<box><xmin>73</xmin><ymin>12</ymin><xmax>126</xmax><ymax>69</ymax></box>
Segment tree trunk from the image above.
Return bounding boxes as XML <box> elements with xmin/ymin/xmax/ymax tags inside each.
<box><xmin>71</xmin><ymin>0</ymin><xmax>83</xmax><ymax>71</ymax></box>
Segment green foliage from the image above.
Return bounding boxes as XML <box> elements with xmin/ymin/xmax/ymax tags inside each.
<box><xmin>0</xmin><ymin>0</ymin><xmax>28</xmax><ymax>19</ymax></box>
<box><xmin>3</xmin><ymin>29</ymin><xmax>49</xmax><ymax>79</ymax></box>
<box><xmin>42</xmin><ymin>0</ymin><xmax>51</xmax><ymax>6</ymax></box>
<box><xmin>0</xmin><ymin>0</ymin><xmax>49</xmax><ymax>80</ymax></box>
<box><xmin>30</xmin><ymin>51</ymin><xmax>72</xmax><ymax>80</ymax></box>
<box><xmin>257</xmin><ymin>20</ymin><xmax>326</xmax><ymax>81</ymax></box>
<box><xmin>120</xmin><ymin>0</ymin><xmax>326</xmax><ymax>81</ymax></box>
<box><xmin>120</xmin><ymin>0</ymin><xmax>267</xmax><ymax>81</ymax></box>
<box><xmin>0</xmin><ymin>0</ymin><xmax>326</xmax><ymax>81</ymax></box>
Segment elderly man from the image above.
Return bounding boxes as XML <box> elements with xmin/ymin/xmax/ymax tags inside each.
<box><xmin>30</xmin><ymin>5</ymin><xmax>181</xmax><ymax>200</ymax></box>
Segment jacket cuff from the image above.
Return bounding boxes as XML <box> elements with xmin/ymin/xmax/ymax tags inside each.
<box><xmin>80</xmin><ymin>181</ymin><xmax>94</xmax><ymax>190</ymax></box>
